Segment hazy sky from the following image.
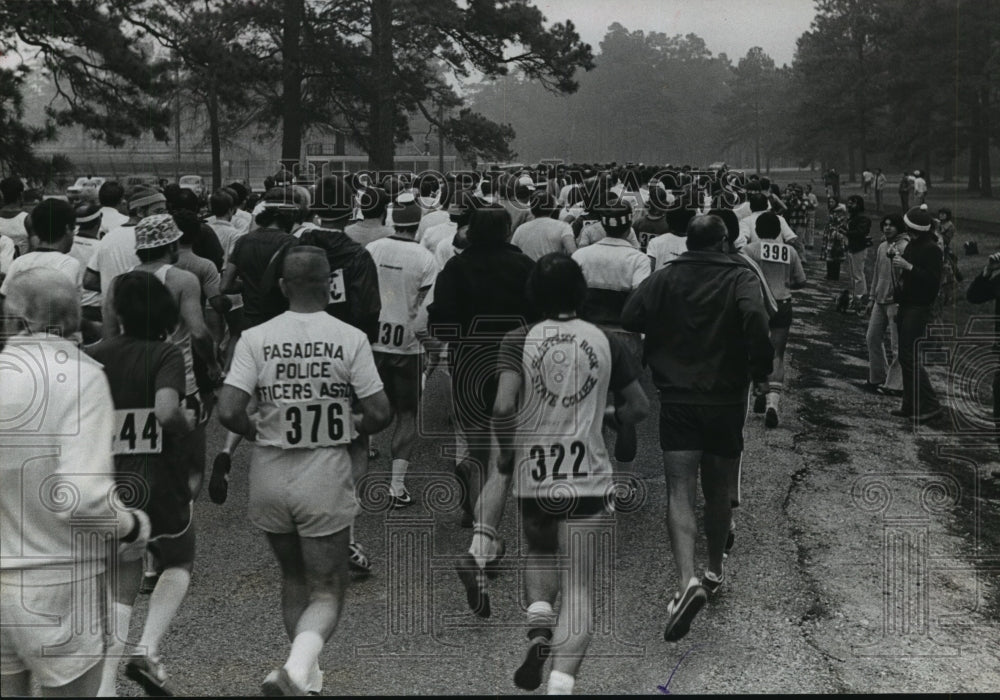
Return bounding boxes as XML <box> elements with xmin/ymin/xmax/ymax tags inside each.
<box><xmin>534</xmin><ymin>0</ymin><xmax>818</xmax><ymax>66</ymax></box>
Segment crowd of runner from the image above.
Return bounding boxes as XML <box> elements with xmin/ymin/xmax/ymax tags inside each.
<box><xmin>0</xmin><ymin>162</ymin><xmax>975</xmax><ymax>696</ymax></box>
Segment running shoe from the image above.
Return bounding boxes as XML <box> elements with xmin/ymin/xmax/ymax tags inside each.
<box><xmin>890</xmin><ymin>408</ymin><xmax>913</xmax><ymax>418</ymax></box>
<box><xmin>765</xmin><ymin>406</ymin><xmax>779</xmax><ymax>428</ymax></box>
<box><xmin>860</xmin><ymin>381</ymin><xmax>881</xmax><ymax>394</ymax></box>
<box><xmin>456</xmin><ymin>553</ymin><xmax>490</xmax><ymax>618</ymax></box>
<box><xmin>349</xmin><ymin>541</ymin><xmax>372</xmax><ymax>576</ymax></box>
<box><xmin>725</xmin><ymin>529</ymin><xmax>735</xmax><ymax>557</ymax></box>
<box><xmin>663</xmin><ymin>579</ymin><xmax>708</xmax><ymax>642</ymax></box>
<box><xmin>125</xmin><ymin>654</ymin><xmax>175</xmax><ymax>696</ymax></box>
<box><xmin>391</xmin><ymin>490</ymin><xmax>413</xmax><ymax>509</ymax></box>
<box><xmin>513</xmin><ymin>639</ymin><xmax>551</xmax><ymax>690</ymax></box>
<box><xmin>701</xmin><ymin>568</ymin><xmax>725</xmax><ymax>595</ymax></box>
<box><xmin>369</xmin><ymin>447</ymin><xmax>379</xmax><ymax>460</ymax></box>
<box><xmin>261</xmin><ymin>668</ymin><xmax>306</xmax><ymax>697</ymax></box>
<box><xmin>753</xmin><ymin>393</ymin><xmax>766</xmax><ymax>414</ymax></box>
<box><xmin>208</xmin><ymin>452</ymin><xmax>231</xmax><ymax>505</ymax></box>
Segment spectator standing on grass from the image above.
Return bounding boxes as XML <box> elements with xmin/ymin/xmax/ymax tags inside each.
<box><xmin>863</xmin><ymin>214</ymin><xmax>908</xmax><ymax>395</ymax></box>
<box><xmin>844</xmin><ymin>195</ymin><xmax>873</xmax><ymax>313</ymax></box>
<box><xmin>898</xmin><ymin>172</ymin><xmax>912</xmax><ymax>211</ymax></box>
<box><xmin>933</xmin><ymin>207</ymin><xmax>961</xmax><ymax>326</ymax></box>
<box><xmin>912</xmin><ymin>171</ymin><xmax>927</xmax><ymax>204</ymax></box>
<box><xmin>891</xmin><ymin>205</ymin><xmax>943</xmax><ymax>423</ymax></box>
<box><xmin>862</xmin><ymin>169</ymin><xmax>874</xmax><ymax>196</ymax></box>
<box><xmin>803</xmin><ymin>184</ymin><xmax>819</xmax><ymax>250</ymax></box>
<box><xmin>874</xmin><ymin>168</ymin><xmax>887</xmax><ymax>212</ymax></box>
<box><xmin>822</xmin><ymin>197</ymin><xmax>848</xmax><ymax>281</ymax></box>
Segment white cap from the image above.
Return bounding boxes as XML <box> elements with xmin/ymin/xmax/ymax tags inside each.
<box><xmin>517</xmin><ymin>175</ymin><xmax>536</xmax><ymax>190</ymax></box>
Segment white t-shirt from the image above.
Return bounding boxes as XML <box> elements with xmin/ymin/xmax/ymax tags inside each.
<box><xmin>0</xmin><ymin>234</ymin><xmax>14</xmax><ymax>277</ymax></box>
<box><xmin>736</xmin><ymin>211</ymin><xmax>799</xmax><ymax>250</ymax></box>
<box><xmin>913</xmin><ymin>177</ymin><xmax>927</xmax><ymax>195</ymax></box>
<box><xmin>497</xmin><ymin>318</ymin><xmax>641</xmax><ymax>499</ymax></box>
<box><xmin>99</xmin><ymin>207</ymin><xmax>129</xmax><ymax>237</ymax></box>
<box><xmin>416</xmin><ymin>209</ymin><xmax>449</xmax><ymax>242</ymax></box>
<box><xmin>0</xmin><ymin>212</ymin><xmax>29</xmax><ymax>255</ymax></box>
<box><xmin>225</xmin><ymin>310</ymin><xmax>383</xmax><ymax>450</ymax></box>
<box><xmin>68</xmin><ymin>236</ymin><xmax>102</xmax><ymax>307</ymax></box>
<box><xmin>88</xmin><ymin>225</ymin><xmax>139</xmax><ymax>297</ymax></box>
<box><xmin>577</xmin><ymin>220</ymin><xmax>640</xmax><ymax>249</ymax></box>
<box><xmin>206</xmin><ymin>218</ymin><xmax>242</xmax><ymax>266</ymax></box>
<box><xmin>0</xmin><ymin>251</ymin><xmax>81</xmax><ymax>297</ymax></box>
<box><xmin>511</xmin><ymin>217</ymin><xmax>575</xmax><ymax>261</ymax></box>
<box><xmin>420</xmin><ymin>220</ymin><xmax>457</xmax><ymax>256</ymax></box>
<box><xmin>366</xmin><ymin>237</ymin><xmax>437</xmax><ymax>355</ymax></box>
<box><xmin>647</xmin><ymin>233</ymin><xmax>690</xmax><ymax>271</ymax></box>
<box><xmin>232</xmin><ymin>209</ymin><xmax>253</xmax><ymax>236</ymax></box>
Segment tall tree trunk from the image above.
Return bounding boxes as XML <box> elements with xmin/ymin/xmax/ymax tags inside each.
<box><xmin>280</xmin><ymin>0</ymin><xmax>304</xmax><ymax>173</ymax></box>
<box><xmin>208</xmin><ymin>81</ymin><xmax>222</xmax><ymax>191</ymax></box>
<box><xmin>368</xmin><ymin>0</ymin><xmax>395</xmax><ymax>172</ymax></box>
<box><xmin>754</xmin><ymin>104</ymin><xmax>761</xmax><ymax>175</ymax></box>
<box><xmin>981</xmin><ymin>87</ymin><xmax>993</xmax><ymax>198</ymax></box>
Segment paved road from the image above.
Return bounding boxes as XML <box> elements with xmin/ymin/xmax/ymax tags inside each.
<box><xmin>114</xmin><ymin>251</ymin><xmax>1000</xmax><ymax>696</ymax></box>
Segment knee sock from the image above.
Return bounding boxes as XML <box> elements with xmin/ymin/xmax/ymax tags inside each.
<box><xmin>766</xmin><ymin>383</ymin><xmax>783</xmax><ymax>412</ymax></box>
<box><xmin>548</xmin><ymin>670</ymin><xmax>575</xmax><ymax>695</ymax></box>
<box><xmin>469</xmin><ymin>522</ymin><xmax>498</xmax><ymax>568</ymax></box>
<box><xmin>526</xmin><ymin>601</ymin><xmax>556</xmax><ymax>641</ymax></box>
<box><xmin>139</xmin><ymin>568</ymin><xmax>191</xmax><ymax>659</ymax></box>
<box><xmin>98</xmin><ymin>602</ymin><xmax>133</xmax><ymax>696</ymax></box>
<box><xmin>390</xmin><ymin>459</ymin><xmax>409</xmax><ymax>496</ymax></box>
<box><xmin>284</xmin><ymin>630</ymin><xmax>324</xmax><ymax>690</ymax></box>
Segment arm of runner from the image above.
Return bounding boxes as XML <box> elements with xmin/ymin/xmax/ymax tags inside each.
<box><xmin>350</xmin><ymin>335</ymin><xmax>391</xmax><ymax>435</ymax></box>
<box><xmin>155</xmin><ymin>387</ymin><xmax>195</xmax><ymax>433</ymax></box>
<box><xmin>789</xmin><ymin>250</ymin><xmax>807</xmax><ymax>290</ymax></box>
<box><xmin>175</xmin><ymin>270</ymin><xmax>222</xmax><ymax>381</ymax></box>
<box><xmin>735</xmin><ymin>271</ymin><xmax>774</xmax><ymax>385</ymax></box>
<box><xmin>218</xmin><ymin>385</ymin><xmax>256</xmax><ymax>440</ymax></box>
<box><xmin>83</xmin><ymin>267</ymin><xmax>101</xmax><ymax>293</ymax></box>
<box><xmin>561</xmin><ymin>221</ymin><xmax>577</xmax><ymax>255</ymax></box>
<box><xmin>220</xmin><ymin>260</ymin><xmax>242</xmax><ymax>294</ymax></box>
<box><xmin>101</xmin><ymin>275</ymin><xmax>121</xmax><ymax>338</ymax></box>
<box><xmin>620</xmin><ymin>277</ymin><xmax>650</xmax><ymax>334</ymax></box>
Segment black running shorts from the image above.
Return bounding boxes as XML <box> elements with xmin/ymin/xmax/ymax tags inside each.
<box><xmin>519</xmin><ymin>495</ymin><xmax>613</xmax><ymax>554</ymax></box>
<box><xmin>658</xmin><ymin>402</ymin><xmax>746</xmax><ymax>458</ymax></box>
<box><xmin>769</xmin><ymin>298</ymin><xmax>793</xmax><ymax>329</ymax></box>
<box><xmin>374</xmin><ymin>351</ymin><xmax>422</xmax><ymax>412</ymax></box>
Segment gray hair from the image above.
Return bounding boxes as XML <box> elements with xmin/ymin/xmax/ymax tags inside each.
<box><xmin>3</xmin><ymin>268</ymin><xmax>80</xmax><ymax>336</ymax></box>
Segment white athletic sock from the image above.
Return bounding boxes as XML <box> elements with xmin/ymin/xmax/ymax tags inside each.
<box><xmin>547</xmin><ymin>670</ymin><xmax>575</xmax><ymax>695</ymax></box>
<box><xmin>98</xmin><ymin>602</ymin><xmax>134</xmax><ymax>696</ymax></box>
<box><xmin>283</xmin><ymin>631</ymin><xmax>324</xmax><ymax>691</ymax></box>
<box><xmin>305</xmin><ymin>659</ymin><xmax>323</xmax><ymax>694</ymax></box>
<box><xmin>138</xmin><ymin>568</ymin><xmax>190</xmax><ymax>659</ymax></box>
<box><xmin>469</xmin><ymin>522</ymin><xmax>498</xmax><ymax>569</ymax></box>
<box><xmin>391</xmin><ymin>459</ymin><xmax>409</xmax><ymax>495</ymax></box>
<box><xmin>527</xmin><ymin>600</ymin><xmax>556</xmax><ymax>631</ymax></box>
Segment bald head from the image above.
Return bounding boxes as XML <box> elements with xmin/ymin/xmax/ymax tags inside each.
<box><xmin>686</xmin><ymin>215</ymin><xmax>727</xmax><ymax>252</ymax></box>
<box><xmin>279</xmin><ymin>245</ymin><xmax>331</xmax><ymax>311</ymax></box>
<box><xmin>4</xmin><ymin>268</ymin><xmax>81</xmax><ymax>336</ymax></box>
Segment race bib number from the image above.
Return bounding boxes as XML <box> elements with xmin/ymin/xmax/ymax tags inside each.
<box><xmin>328</xmin><ymin>269</ymin><xmax>346</xmax><ymax>303</ymax></box>
<box><xmin>280</xmin><ymin>400</ymin><xmax>350</xmax><ymax>448</ymax></box>
<box><xmin>526</xmin><ymin>441</ymin><xmax>589</xmax><ymax>482</ymax></box>
<box><xmin>378</xmin><ymin>321</ymin><xmax>406</xmax><ymax>348</ymax></box>
<box><xmin>112</xmin><ymin>409</ymin><xmax>161</xmax><ymax>455</ymax></box>
<box><xmin>760</xmin><ymin>241</ymin><xmax>792</xmax><ymax>264</ymax></box>
<box><xmin>638</xmin><ymin>231</ymin><xmax>655</xmax><ymax>252</ymax></box>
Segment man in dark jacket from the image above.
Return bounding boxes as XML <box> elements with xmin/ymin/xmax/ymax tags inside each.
<box><xmin>428</xmin><ymin>205</ymin><xmax>535</xmax><ymax>592</ymax></box>
<box><xmin>891</xmin><ymin>205</ymin><xmax>943</xmax><ymax>422</ymax></box>
<box><xmin>845</xmin><ymin>195</ymin><xmax>873</xmax><ymax>312</ymax></box>
<box><xmin>622</xmin><ymin>214</ymin><xmax>772</xmax><ymax>643</ymax></box>
<box><xmin>967</xmin><ymin>251</ymin><xmax>1000</xmax><ymax>458</ymax></box>
<box><xmin>298</xmin><ymin>176</ymin><xmax>381</xmax><ymax>343</ymax></box>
